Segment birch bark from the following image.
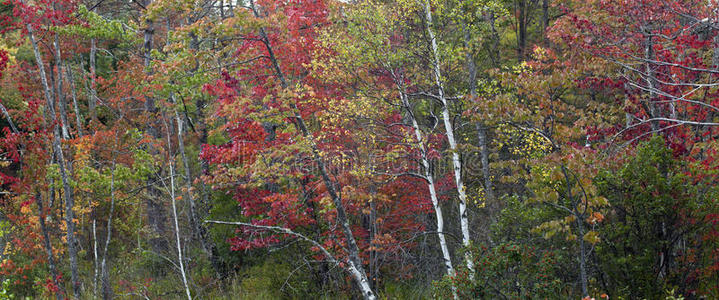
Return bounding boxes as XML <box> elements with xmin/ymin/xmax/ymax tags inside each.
<box><xmin>395</xmin><ymin>77</ymin><xmax>457</xmax><ymax>298</ymax></box>
<box><xmin>421</xmin><ymin>0</ymin><xmax>475</xmax><ymax>276</ymax></box>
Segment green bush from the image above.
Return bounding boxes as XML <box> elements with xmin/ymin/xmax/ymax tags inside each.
<box><xmin>594</xmin><ymin>137</ymin><xmax>718</xmax><ymax>298</ymax></box>
<box><xmin>0</xmin><ymin>279</ymin><xmax>13</xmax><ymax>300</ymax></box>
<box><xmin>434</xmin><ymin>242</ymin><xmax>563</xmax><ymax>299</ymax></box>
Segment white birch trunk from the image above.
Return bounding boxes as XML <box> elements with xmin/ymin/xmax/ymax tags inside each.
<box><xmin>164</xmin><ymin>117</ymin><xmax>193</xmax><ymax>300</ymax></box>
<box><xmin>65</xmin><ymin>66</ymin><xmax>83</xmax><ymax>137</ymax></box>
<box><xmin>100</xmin><ymin>162</ymin><xmax>116</xmax><ymax>300</ymax></box>
<box><xmin>53</xmin><ymin>34</ymin><xmax>69</xmax><ymax>139</ymax></box>
<box><xmin>397</xmin><ymin>82</ymin><xmax>457</xmax><ymax>298</ymax></box>
<box><xmin>421</xmin><ymin>0</ymin><xmax>475</xmax><ymax>277</ymax></box>
<box><xmin>89</xmin><ymin>40</ymin><xmax>97</xmax><ymax>121</ymax></box>
<box><xmin>347</xmin><ymin>262</ymin><xmax>376</xmax><ymax>300</ymax></box>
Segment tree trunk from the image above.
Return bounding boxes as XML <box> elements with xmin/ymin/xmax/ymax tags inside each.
<box><xmin>101</xmin><ymin>163</ymin><xmax>117</xmax><ymax>300</ymax></box>
<box><xmin>51</xmin><ymin>45</ymin><xmax>79</xmax><ymax>298</ymax></box>
<box><xmin>175</xmin><ymin>110</ymin><xmax>206</xmax><ymax>253</ymax></box>
<box><xmin>54</xmin><ymin>43</ymin><xmax>69</xmax><ymax>139</ymax></box>
<box><xmin>397</xmin><ymin>79</ymin><xmax>457</xmax><ymax>297</ymax></box>
<box><xmin>54</xmin><ymin>35</ymin><xmax>69</xmax><ymax>140</ymax></box>
<box><xmin>36</xmin><ymin>192</ymin><xmax>64</xmax><ymax>300</ymax></box>
<box><xmin>164</xmin><ymin>117</ymin><xmax>193</xmax><ymax>300</ymax></box>
<box><xmin>183</xmin><ymin>21</ymin><xmax>223</xmax><ymax>275</ymax></box>
<box><xmin>422</xmin><ymin>0</ymin><xmax>475</xmax><ymax>277</ymax></box>
<box><xmin>219</xmin><ymin>0</ymin><xmax>224</xmax><ymax>19</ymax></box>
<box><xmin>55</xmin><ymin>101</ymin><xmax>80</xmax><ymax>299</ymax></box>
<box><xmin>289</xmin><ymin>99</ymin><xmax>375</xmax><ymax>300</ymax></box>
<box><xmin>177</xmin><ymin>26</ymin><xmax>216</xmax><ymax>268</ymax></box>
<box><xmin>89</xmin><ymin>4</ymin><xmax>98</xmax><ymax>122</ymax></box>
<box><xmin>462</xmin><ymin>20</ymin><xmax>495</xmax><ymax>205</ymax></box>
<box><xmin>644</xmin><ymin>30</ymin><xmax>660</xmax><ymax>132</ymax></box>
<box><xmin>476</xmin><ymin>125</ymin><xmax>494</xmax><ymax>202</ymax></box>
<box><xmin>576</xmin><ymin>213</ymin><xmax>588</xmax><ymax>297</ymax></box>
<box><xmin>562</xmin><ymin>166</ymin><xmax>588</xmax><ymax>297</ymax></box>
<box><xmin>65</xmin><ymin>66</ymin><xmax>83</xmax><ymax>137</ymax></box>
<box><xmin>0</xmin><ymin>103</ymin><xmax>19</xmax><ymax>134</ymax></box>
<box><xmin>518</xmin><ymin>0</ymin><xmax>528</xmax><ymax>61</ymax></box>
<box><xmin>488</xmin><ymin>12</ymin><xmax>501</xmax><ymax>67</ymax></box>
<box><xmin>301</xmin><ymin>176</ymin><xmax>332</xmax><ymax>287</ymax></box>
<box><xmin>142</xmin><ymin>0</ymin><xmax>169</xmax><ymax>253</ymax></box>
<box><xmin>365</xmin><ymin>185</ymin><xmax>378</xmax><ymax>290</ymax></box>
<box><xmin>93</xmin><ymin>203</ymin><xmax>99</xmax><ymax>299</ymax></box>
<box><xmin>248</xmin><ymin>0</ymin><xmax>376</xmax><ymax>297</ymax></box>
<box><xmin>68</xmin><ymin>63</ymin><xmax>97</xmax><ymax>298</ymax></box>
<box><xmin>542</xmin><ymin>0</ymin><xmax>549</xmax><ymax>45</ymax></box>
<box><xmin>24</xmin><ymin>13</ymin><xmax>81</xmax><ymax>298</ymax></box>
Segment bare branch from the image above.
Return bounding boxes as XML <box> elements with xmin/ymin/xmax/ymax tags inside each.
<box><xmin>0</xmin><ymin>103</ymin><xmax>19</xmax><ymax>134</ymax></box>
<box><xmin>204</xmin><ymin>220</ymin><xmax>341</xmax><ymax>267</ymax></box>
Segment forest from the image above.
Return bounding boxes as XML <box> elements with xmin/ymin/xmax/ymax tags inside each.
<box><xmin>0</xmin><ymin>0</ymin><xmax>718</xmax><ymax>298</ymax></box>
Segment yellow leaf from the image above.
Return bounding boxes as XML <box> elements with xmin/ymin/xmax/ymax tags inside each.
<box><xmin>583</xmin><ymin>231</ymin><xmax>600</xmax><ymax>244</ymax></box>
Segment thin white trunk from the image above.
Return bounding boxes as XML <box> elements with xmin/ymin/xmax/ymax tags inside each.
<box><xmin>413</xmin><ymin>120</ymin><xmax>456</xmax><ymax>277</ymax></box>
<box><xmin>396</xmin><ymin>78</ymin><xmax>453</xmax><ymax>269</ymax></box>
<box><xmin>89</xmin><ymin>38</ymin><xmax>97</xmax><ymax>121</ymax></box>
<box><xmin>165</xmin><ymin>118</ymin><xmax>192</xmax><ymax>300</ymax></box>
<box><xmin>51</xmin><ymin>29</ymin><xmax>79</xmax><ymax>296</ymax></box>
<box><xmin>644</xmin><ymin>31</ymin><xmax>660</xmax><ymax>132</ymax></box>
<box><xmin>65</xmin><ymin>66</ymin><xmax>84</xmax><ymax>137</ymax></box>
<box><xmin>53</xmin><ymin>34</ymin><xmax>69</xmax><ymax>140</ymax></box>
<box><xmin>93</xmin><ymin>209</ymin><xmax>98</xmax><ymax>298</ymax></box>
<box><xmin>55</xmin><ymin>88</ymin><xmax>80</xmax><ymax>299</ymax></box>
<box><xmin>68</xmin><ymin>64</ymin><xmax>97</xmax><ymax>297</ymax></box>
<box><xmin>100</xmin><ymin>162</ymin><xmax>116</xmax><ymax>300</ymax></box>
<box><xmin>24</xmin><ymin>16</ymin><xmax>52</xmax><ymax>113</ymax></box>
<box><xmin>421</xmin><ymin>0</ymin><xmax>475</xmax><ymax>276</ymax></box>
<box><xmin>397</xmin><ymin>82</ymin><xmax>457</xmax><ymax>298</ymax></box>
<box><xmin>175</xmin><ymin>109</ymin><xmax>210</xmax><ymax>256</ymax></box>
<box><xmin>0</xmin><ymin>104</ymin><xmax>18</xmax><ymax>134</ymax></box>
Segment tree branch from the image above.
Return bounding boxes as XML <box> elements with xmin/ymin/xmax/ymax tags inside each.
<box><xmin>204</xmin><ymin>220</ymin><xmax>341</xmax><ymax>268</ymax></box>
